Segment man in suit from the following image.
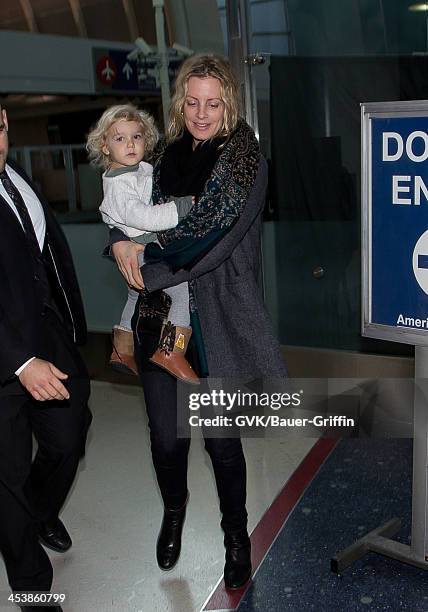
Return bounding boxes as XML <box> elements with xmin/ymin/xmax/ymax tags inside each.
<box><xmin>0</xmin><ymin>105</ymin><xmax>91</xmax><ymax>611</ymax></box>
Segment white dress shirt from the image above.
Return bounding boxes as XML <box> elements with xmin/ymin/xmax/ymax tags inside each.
<box><xmin>0</xmin><ymin>163</ymin><xmax>46</xmax><ymax>249</ymax></box>
<box><xmin>0</xmin><ymin>163</ymin><xmax>47</xmax><ymax>375</ymax></box>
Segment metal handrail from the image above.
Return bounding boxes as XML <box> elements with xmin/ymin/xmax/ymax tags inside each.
<box><xmin>9</xmin><ymin>144</ymin><xmax>89</xmax><ymax>213</ymax></box>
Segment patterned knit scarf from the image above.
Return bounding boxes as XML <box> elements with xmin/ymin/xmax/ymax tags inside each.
<box><xmin>152</xmin><ymin>118</ymin><xmax>260</xmax><ymax>246</ymax></box>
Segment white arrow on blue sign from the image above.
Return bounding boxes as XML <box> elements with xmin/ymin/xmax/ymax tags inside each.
<box><xmin>122</xmin><ymin>62</ymin><xmax>133</xmax><ymax>80</ymax></box>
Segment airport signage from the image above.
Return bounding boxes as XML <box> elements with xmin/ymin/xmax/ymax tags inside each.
<box><xmin>362</xmin><ymin>100</ymin><xmax>428</xmax><ymax>345</ymax></box>
<box><xmin>93</xmin><ymin>48</ymin><xmax>181</xmax><ymax>94</ymax></box>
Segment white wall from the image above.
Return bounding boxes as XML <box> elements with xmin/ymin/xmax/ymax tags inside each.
<box><xmin>0</xmin><ymin>31</ymin><xmax>133</xmax><ymax>94</ymax></box>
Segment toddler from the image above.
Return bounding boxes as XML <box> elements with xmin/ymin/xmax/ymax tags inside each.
<box><xmin>87</xmin><ymin>104</ymin><xmax>198</xmax><ymax>384</ymax></box>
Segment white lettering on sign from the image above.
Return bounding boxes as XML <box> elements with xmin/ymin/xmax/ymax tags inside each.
<box><xmin>397</xmin><ymin>314</ymin><xmax>428</xmax><ymax>328</ymax></box>
<box><xmin>383</xmin><ymin>131</ymin><xmax>428</xmax><ymax>162</ymax></box>
<box><xmin>415</xmin><ymin>175</ymin><xmax>428</xmax><ymax>205</ymax></box>
<box><xmin>407</xmin><ymin>131</ymin><xmax>428</xmax><ymax>162</ymax></box>
<box><xmin>383</xmin><ymin>132</ymin><xmax>403</xmax><ymax>161</ymax></box>
<box><xmin>381</xmin><ymin>131</ymin><xmax>428</xmax><ymax>205</ymax></box>
<box><xmin>392</xmin><ymin>175</ymin><xmax>428</xmax><ymax>205</ymax></box>
<box><xmin>392</xmin><ymin>176</ymin><xmax>411</xmax><ymax>205</ymax></box>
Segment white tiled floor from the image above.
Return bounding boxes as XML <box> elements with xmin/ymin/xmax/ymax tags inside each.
<box><xmin>0</xmin><ymin>381</ymin><xmax>315</xmax><ymax>612</ymax></box>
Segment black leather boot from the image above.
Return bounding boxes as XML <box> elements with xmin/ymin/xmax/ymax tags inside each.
<box><xmin>224</xmin><ymin>530</ymin><xmax>252</xmax><ymax>589</ymax></box>
<box><xmin>39</xmin><ymin>518</ymin><xmax>72</xmax><ymax>552</ymax></box>
<box><xmin>156</xmin><ymin>495</ymin><xmax>188</xmax><ymax>571</ymax></box>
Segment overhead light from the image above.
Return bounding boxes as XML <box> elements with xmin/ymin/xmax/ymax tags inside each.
<box><xmin>409</xmin><ymin>2</ymin><xmax>428</xmax><ymax>11</ymax></box>
<box><xmin>127</xmin><ymin>37</ymin><xmax>154</xmax><ymax>61</ymax></box>
<box><xmin>172</xmin><ymin>43</ymin><xmax>194</xmax><ymax>57</ymax></box>
<box><xmin>26</xmin><ymin>95</ymin><xmax>62</xmax><ymax>105</ymax></box>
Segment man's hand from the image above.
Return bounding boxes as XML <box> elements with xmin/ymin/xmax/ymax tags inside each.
<box><xmin>112</xmin><ymin>241</ymin><xmax>145</xmax><ymax>290</ymax></box>
<box><xmin>18</xmin><ymin>358</ymin><xmax>70</xmax><ymax>401</ymax></box>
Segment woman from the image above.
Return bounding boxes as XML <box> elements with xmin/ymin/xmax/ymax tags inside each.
<box><xmin>110</xmin><ymin>54</ymin><xmax>286</xmax><ymax>589</ymax></box>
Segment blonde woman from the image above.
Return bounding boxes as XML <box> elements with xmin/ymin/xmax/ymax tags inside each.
<box><xmin>88</xmin><ymin>104</ymin><xmax>196</xmax><ymax>383</ymax></box>
<box><xmin>110</xmin><ymin>55</ymin><xmax>286</xmax><ymax>589</ymax></box>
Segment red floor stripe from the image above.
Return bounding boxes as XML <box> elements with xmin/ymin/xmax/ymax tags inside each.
<box><xmin>203</xmin><ymin>437</ymin><xmax>338</xmax><ymax>611</ymax></box>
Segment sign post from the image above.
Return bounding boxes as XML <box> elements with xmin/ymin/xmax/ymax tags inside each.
<box><xmin>153</xmin><ymin>0</ymin><xmax>171</xmax><ymax>128</ymax></box>
<box><xmin>332</xmin><ymin>100</ymin><xmax>428</xmax><ymax>573</ymax></box>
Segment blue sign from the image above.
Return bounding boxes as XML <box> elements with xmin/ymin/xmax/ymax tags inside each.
<box><xmin>368</xmin><ymin>110</ymin><xmax>428</xmax><ymax>340</ymax></box>
<box><xmin>94</xmin><ymin>49</ymin><xmax>139</xmax><ymax>92</ymax></box>
<box><xmin>93</xmin><ymin>48</ymin><xmax>182</xmax><ymax>94</ymax></box>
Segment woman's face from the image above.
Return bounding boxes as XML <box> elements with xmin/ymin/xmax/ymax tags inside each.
<box><xmin>183</xmin><ymin>76</ymin><xmax>225</xmax><ymax>147</ymax></box>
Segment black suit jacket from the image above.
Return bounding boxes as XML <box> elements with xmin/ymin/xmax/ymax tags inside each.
<box><xmin>0</xmin><ymin>159</ymin><xmax>87</xmax><ymax>384</ymax></box>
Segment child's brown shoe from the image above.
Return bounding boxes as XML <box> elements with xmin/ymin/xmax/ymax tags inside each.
<box><xmin>150</xmin><ymin>322</ymin><xmax>199</xmax><ymax>385</ymax></box>
<box><xmin>110</xmin><ymin>325</ymin><xmax>138</xmax><ymax>376</ymax></box>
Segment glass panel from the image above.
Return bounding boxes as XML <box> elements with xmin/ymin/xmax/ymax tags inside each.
<box><xmin>31</xmin><ymin>150</ymin><xmax>69</xmax><ymax>214</ymax></box>
<box><xmin>75</xmin><ymin>150</ymin><xmax>103</xmax><ymax>214</ymax></box>
<box><xmin>287</xmin><ymin>0</ymin><xmax>428</xmax><ymax>56</ymax></box>
<box><xmin>242</xmin><ymin>1</ymin><xmax>422</xmax><ymax>356</ymax></box>
<box><xmin>216</xmin><ymin>0</ymin><xmax>228</xmax><ymax>54</ymax></box>
<box><xmin>10</xmin><ymin>146</ymin><xmax>103</xmax><ymax>221</ymax></box>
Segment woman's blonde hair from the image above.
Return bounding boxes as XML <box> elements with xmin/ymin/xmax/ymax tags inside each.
<box><xmin>86</xmin><ymin>104</ymin><xmax>159</xmax><ymax>169</ymax></box>
<box><xmin>168</xmin><ymin>54</ymin><xmax>240</xmax><ymax>143</ymax></box>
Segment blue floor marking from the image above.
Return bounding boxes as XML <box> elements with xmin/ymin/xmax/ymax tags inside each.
<box><xmin>238</xmin><ymin>439</ymin><xmax>428</xmax><ymax>612</ymax></box>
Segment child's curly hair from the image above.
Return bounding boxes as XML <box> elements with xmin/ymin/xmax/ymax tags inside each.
<box><xmin>86</xmin><ymin>104</ymin><xmax>159</xmax><ymax>170</ymax></box>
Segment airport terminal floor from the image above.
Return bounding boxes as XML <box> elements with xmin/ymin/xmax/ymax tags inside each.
<box><xmin>0</xmin><ymin>370</ymin><xmax>423</xmax><ymax>612</ymax></box>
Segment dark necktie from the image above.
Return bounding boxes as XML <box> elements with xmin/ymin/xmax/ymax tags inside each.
<box><xmin>0</xmin><ymin>169</ymin><xmax>41</xmax><ymax>254</ymax></box>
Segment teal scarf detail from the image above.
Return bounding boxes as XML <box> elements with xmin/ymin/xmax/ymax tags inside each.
<box><xmin>145</xmin><ymin>119</ymin><xmax>260</xmax><ymax>271</ymax></box>
<box><xmin>144</xmin><ymin>119</ymin><xmax>260</xmax><ymax>377</ymax></box>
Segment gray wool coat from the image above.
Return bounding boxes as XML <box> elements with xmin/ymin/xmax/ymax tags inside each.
<box><xmin>141</xmin><ymin>158</ymin><xmax>287</xmax><ymax>380</ymax></box>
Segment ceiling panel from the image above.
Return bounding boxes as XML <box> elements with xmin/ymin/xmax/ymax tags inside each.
<box><xmin>0</xmin><ymin>0</ymin><xmax>158</xmax><ymax>42</ymax></box>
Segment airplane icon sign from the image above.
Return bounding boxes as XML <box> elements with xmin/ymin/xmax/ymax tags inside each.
<box><xmin>96</xmin><ymin>56</ymin><xmax>117</xmax><ymax>85</ymax></box>
<box><xmin>93</xmin><ymin>48</ymin><xmax>178</xmax><ymax>92</ymax></box>
<box><xmin>102</xmin><ymin>60</ymin><xmax>115</xmax><ymax>81</ymax></box>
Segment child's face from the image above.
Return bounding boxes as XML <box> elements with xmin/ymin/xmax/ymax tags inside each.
<box><xmin>102</xmin><ymin>119</ymin><xmax>145</xmax><ymax>168</ymax></box>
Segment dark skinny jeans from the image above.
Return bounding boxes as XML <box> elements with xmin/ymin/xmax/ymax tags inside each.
<box><xmin>137</xmin><ymin>362</ymin><xmax>248</xmax><ymax>535</ymax></box>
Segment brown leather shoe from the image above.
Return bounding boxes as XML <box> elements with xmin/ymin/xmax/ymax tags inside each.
<box><xmin>150</xmin><ymin>322</ymin><xmax>199</xmax><ymax>385</ymax></box>
<box><xmin>110</xmin><ymin>326</ymin><xmax>138</xmax><ymax>376</ymax></box>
